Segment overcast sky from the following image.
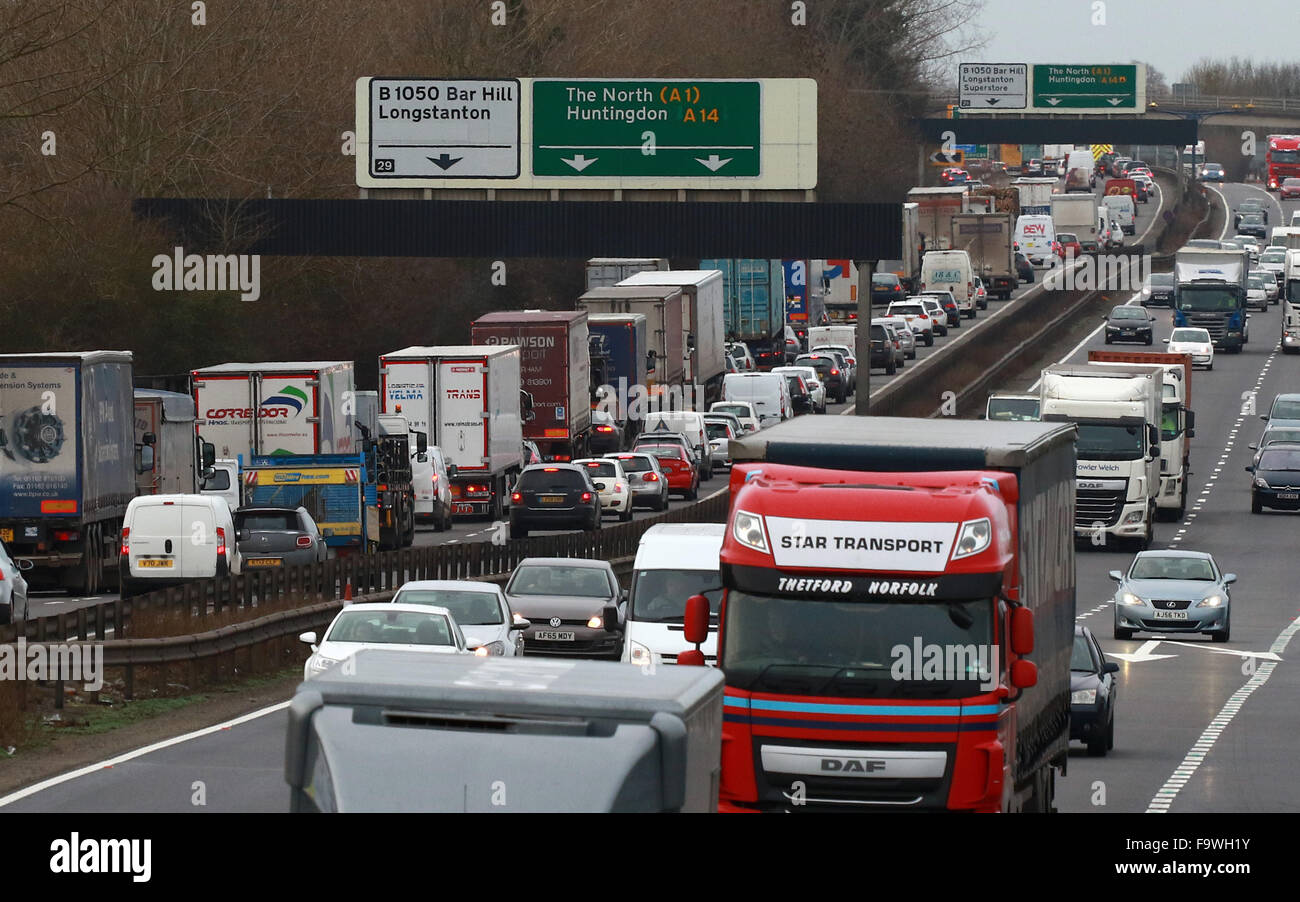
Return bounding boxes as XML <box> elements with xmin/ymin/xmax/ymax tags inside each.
<box><xmin>961</xmin><ymin>0</ymin><xmax>1294</xmax><ymax>84</ymax></box>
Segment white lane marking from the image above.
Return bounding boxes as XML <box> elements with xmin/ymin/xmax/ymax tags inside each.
<box><xmin>1145</xmin><ymin>616</ymin><xmax>1300</xmax><ymax>813</ymax></box>
<box><xmin>0</xmin><ymin>700</ymin><xmax>292</xmax><ymax>808</ymax></box>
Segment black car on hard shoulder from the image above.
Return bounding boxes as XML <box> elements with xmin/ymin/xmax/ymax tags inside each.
<box><xmin>1103</xmin><ymin>305</ymin><xmax>1156</xmax><ymax>345</ymax></box>
<box><xmin>509</xmin><ymin>463</ymin><xmax>603</xmax><ymax>539</ymax></box>
<box><xmin>1070</xmin><ymin>625</ymin><xmax>1118</xmax><ymax>756</ymax></box>
<box><xmin>1015</xmin><ymin>251</ymin><xmax>1034</xmax><ymax>284</ymax></box>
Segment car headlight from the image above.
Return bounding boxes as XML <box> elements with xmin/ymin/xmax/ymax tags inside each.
<box><xmin>1071</xmin><ymin>688</ymin><xmax>1098</xmax><ymax>705</ymax></box>
<box><xmin>951</xmin><ymin>517</ymin><xmax>992</xmax><ymax>559</ymax></box>
<box><xmin>733</xmin><ymin>510</ymin><xmax>769</xmax><ymax>553</ymax></box>
<box><xmin>587</xmin><ymin>615</ymin><xmax>604</xmax><ymax>629</ymax></box>
<box><xmin>1254</xmin><ymin>477</ymin><xmax>1270</xmax><ymax>489</ymax></box>
<box><xmin>1120</xmin><ymin>592</ymin><xmax>1144</xmax><ymax>606</ymax></box>
<box><xmin>473</xmin><ymin>640</ymin><xmax>507</xmax><ymax>656</ymax></box>
<box><xmin>1196</xmin><ymin>595</ymin><xmax>1224</xmax><ymax>608</ymax></box>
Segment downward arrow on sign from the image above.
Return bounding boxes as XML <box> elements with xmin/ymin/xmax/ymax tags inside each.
<box><xmin>1108</xmin><ymin>640</ymin><xmax>1178</xmax><ymax>663</ymax></box>
<box><xmin>1107</xmin><ymin>98</ymin><xmax>1124</xmax><ymax>106</ymax></box>
<box><xmin>427</xmin><ymin>153</ymin><xmax>462</xmax><ymax>170</ymax></box>
<box><xmin>696</xmin><ymin>154</ymin><xmax>732</xmax><ymax>172</ymax></box>
<box><xmin>1044</xmin><ymin>97</ymin><xmax>1061</xmax><ymax>106</ymax></box>
<box><xmin>562</xmin><ymin>154</ymin><xmax>597</xmax><ymax>171</ymax></box>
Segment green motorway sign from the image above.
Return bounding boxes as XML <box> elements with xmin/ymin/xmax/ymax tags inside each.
<box><xmin>1032</xmin><ymin>65</ymin><xmax>1138</xmax><ymax>109</ymax></box>
<box><xmin>532</xmin><ymin>80</ymin><xmax>760</xmax><ymax>177</ymax></box>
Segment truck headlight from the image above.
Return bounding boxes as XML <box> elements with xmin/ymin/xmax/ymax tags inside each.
<box><xmin>733</xmin><ymin>510</ymin><xmax>769</xmax><ymax>553</ymax></box>
<box><xmin>1122</xmin><ymin>510</ymin><xmax>1146</xmax><ymax>525</ymax></box>
<box><xmin>1071</xmin><ymin>689</ymin><xmax>1098</xmax><ymax>705</ymax></box>
<box><xmin>1196</xmin><ymin>595</ymin><xmax>1224</xmax><ymax>608</ymax></box>
<box><xmin>952</xmin><ymin>517</ymin><xmax>992</xmax><ymax>559</ymax></box>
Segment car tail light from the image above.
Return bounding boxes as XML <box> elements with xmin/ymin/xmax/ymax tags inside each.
<box><xmin>644</xmin><ymin>472</ymin><xmax>659</xmax><ymax>482</ymax></box>
<box><xmin>216</xmin><ymin>526</ymin><xmax>227</xmax><ymax>558</ymax></box>
<box><xmin>831</xmin><ymin>368</ymin><xmax>840</xmax><ymax>375</ymax></box>
<box><xmin>511</xmin><ymin>492</ymin><xmax>522</xmax><ymax>503</ymax></box>
<box><xmin>431</xmin><ymin>473</ymin><xmax>439</xmax><ymax>487</ymax></box>
<box><xmin>581</xmin><ymin>492</ymin><xmax>593</xmax><ymax>502</ymax></box>
<box><xmin>613</xmin><ymin>483</ymin><xmax>622</xmax><ymax>493</ymax></box>
<box><xmin>544</xmin><ymin>467</ymin><xmax>559</xmax><ymax>472</ymax></box>
<box><xmin>596</xmin><ymin>426</ymin><xmax>614</xmax><ymax>433</ymax></box>
<box><xmin>296</xmin><ymin>536</ymin><xmax>312</xmax><ymax>548</ymax></box>
<box><xmin>120</xmin><ymin>527</ymin><xmax>130</xmax><ymax>556</ymax></box>
<box><xmin>918</xmin><ymin>313</ymin><xmax>928</xmax><ymax>319</ymax></box>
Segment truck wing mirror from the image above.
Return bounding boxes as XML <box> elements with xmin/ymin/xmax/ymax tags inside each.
<box><xmin>446</xmin><ymin>464</ymin><xmax>458</xmax><ymax>478</ymax></box>
<box><xmin>414</xmin><ymin>430</ymin><xmax>428</xmax><ymax>453</ymax></box>
<box><xmin>1010</xmin><ymin>606</ymin><xmax>1034</xmax><ymax>656</ymax></box>
<box><xmin>1186</xmin><ymin>410</ymin><xmax>1195</xmax><ymax>438</ymax></box>
<box><xmin>1010</xmin><ymin>659</ymin><xmax>1037</xmax><ymax>689</ymax></box>
<box><xmin>683</xmin><ymin>594</ymin><xmax>711</xmax><ymax>645</ymax></box>
<box><xmin>137</xmin><ymin>445</ymin><xmax>155</xmax><ymax>474</ymax></box>
<box><xmin>201</xmin><ymin>441</ymin><xmax>216</xmax><ymax>468</ymax></box>
<box><xmin>142</xmin><ymin>432</ymin><xmax>157</xmax><ymax>446</ymax></box>
<box><xmin>602</xmin><ymin>604</ymin><xmax>621</xmax><ymax>633</ymax></box>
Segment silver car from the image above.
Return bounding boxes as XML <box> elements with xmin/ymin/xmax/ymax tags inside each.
<box><xmin>603</xmin><ymin>452</ymin><xmax>669</xmax><ymax>511</ymax></box>
<box><xmin>390</xmin><ymin>579</ymin><xmax>529</xmax><ymax>656</ymax></box>
<box><xmin>875</xmin><ymin>315</ymin><xmax>917</xmax><ymax>359</ymax></box>
<box><xmin>0</xmin><ymin>538</ymin><xmax>32</xmax><ymax>624</ymax></box>
<box><xmin>504</xmin><ymin>557</ymin><xmax>625</xmax><ymax>659</ymax></box>
<box><xmin>1110</xmin><ymin>550</ymin><xmax>1236</xmax><ymax>642</ymax></box>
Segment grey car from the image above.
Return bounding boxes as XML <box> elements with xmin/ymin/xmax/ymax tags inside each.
<box><xmin>390</xmin><ymin>579</ymin><xmax>529</xmax><ymax>656</ymax></box>
<box><xmin>1111</xmin><ymin>550</ymin><xmax>1236</xmax><ymax>642</ymax></box>
<box><xmin>234</xmin><ymin>507</ymin><xmax>327</xmax><ymax>570</ymax></box>
<box><xmin>504</xmin><ymin>557</ymin><xmax>625</xmax><ymax>659</ymax></box>
<box><xmin>604</xmin><ymin>452</ymin><xmax>669</xmax><ymax>511</ymax></box>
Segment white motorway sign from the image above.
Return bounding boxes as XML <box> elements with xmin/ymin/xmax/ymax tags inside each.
<box><xmin>361</xmin><ymin>78</ymin><xmax>520</xmax><ymax>183</ymax></box>
<box><xmin>959</xmin><ymin>63</ymin><xmax>1027</xmax><ymax>110</ymax></box>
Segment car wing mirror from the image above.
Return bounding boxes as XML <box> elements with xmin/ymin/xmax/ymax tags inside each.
<box><xmin>1102</xmin><ymin>662</ymin><xmax>1120</xmax><ymax>674</ymax></box>
<box><xmin>1107</xmin><ymin>570</ymin><xmax>1122</xmax><ymax>581</ymax></box>
<box><xmin>1223</xmin><ymin>573</ymin><xmax>1237</xmax><ymax>585</ymax></box>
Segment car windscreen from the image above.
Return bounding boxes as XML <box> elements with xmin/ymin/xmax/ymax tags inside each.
<box><xmin>706</xmin><ymin>422</ymin><xmax>730</xmax><ymax>440</ymax></box>
<box><xmin>711</xmin><ymin>404</ymin><xmax>751</xmax><ymax>420</ymax></box>
<box><xmin>1149</xmin><ymin>273</ymin><xmax>1174</xmax><ymax>286</ymax></box>
<box><xmin>392</xmin><ymin>589</ymin><xmax>504</xmax><ymax>625</ymax></box>
<box><xmin>326</xmin><ymin>610</ymin><xmax>454</xmax><ymax>645</ymax></box>
<box><xmin>871</xmin><ymin>274</ymin><xmax>899</xmax><ymax>286</ymax></box>
<box><xmin>517</xmin><ymin>469</ymin><xmax>585</xmax><ymax>492</ymax></box>
<box><xmin>630</xmin><ymin>569</ymin><xmax>723</xmax><ymax>622</ymax></box>
<box><xmin>1129</xmin><ymin>557</ymin><xmax>1215</xmax><ymax>580</ymax></box>
<box><xmin>1110</xmin><ymin>307</ymin><xmax>1146</xmax><ymax>320</ymax></box>
<box><xmin>1071</xmin><ymin>635</ymin><xmax>1097</xmax><ymax>672</ymax></box>
<box><xmin>579</xmin><ymin>461</ymin><xmax>618</xmax><ymax>479</ymax></box>
<box><xmin>235</xmin><ymin>512</ymin><xmax>298</xmax><ymax>531</ymax></box>
<box><xmin>1262</xmin><ymin>430</ymin><xmax>1300</xmax><ymax>446</ymax></box>
<box><xmin>611</xmin><ymin>455</ymin><xmax>652</xmax><ymax>473</ymax></box>
<box><xmin>1259</xmin><ymin>449</ymin><xmax>1300</xmax><ymax>470</ymax></box>
<box><xmin>508</xmin><ymin>565</ymin><xmax>612</xmax><ymax>597</ymax></box>
<box><xmin>889</xmin><ymin>304</ymin><xmax>924</xmax><ymax>316</ymax></box>
<box><xmin>1271</xmin><ymin>399</ymin><xmax>1300</xmax><ymax>419</ymax></box>
<box><xmin>1170</xmin><ymin>329</ymin><xmax>1211</xmax><ymax>343</ymax></box>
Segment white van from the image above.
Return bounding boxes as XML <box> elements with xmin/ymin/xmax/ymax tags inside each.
<box><xmin>1103</xmin><ymin>194</ymin><xmax>1136</xmax><ymax>235</ymax></box>
<box><xmin>119</xmin><ymin>494</ymin><xmax>241</xmax><ymax>597</ymax></box>
<box><xmin>723</xmin><ymin>372</ymin><xmax>791</xmax><ymax>427</ymax></box>
<box><xmin>920</xmin><ymin>250</ymin><xmax>975</xmax><ymax>317</ymax></box>
<box><xmin>1014</xmin><ymin>215</ymin><xmax>1057</xmax><ymax>267</ymax></box>
<box><xmin>642</xmin><ymin>411</ymin><xmax>712</xmax><ymax>479</ymax></box>
<box><xmin>1064</xmin><ymin>149</ymin><xmax>1095</xmax><ymax>193</ymax></box>
<box><xmin>621</xmin><ymin>523</ymin><xmax>724</xmax><ymax>669</ymax></box>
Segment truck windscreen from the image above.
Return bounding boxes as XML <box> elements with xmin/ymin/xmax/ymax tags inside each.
<box><xmin>1176</xmin><ymin>287</ymin><xmax>1240</xmax><ymax>311</ymax></box>
<box><xmin>721</xmin><ymin>592</ymin><xmax>995</xmax><ymax>699</ymax></box>
<box><xmin>1288</xmin><ymin>280</ymin><xmax>1300</xmax><ymax>304</ymax></box>
<box><xmin>1075</xmin><ymin>422</ymin><xmax>1145</xmax><ymax>460</ymax></box>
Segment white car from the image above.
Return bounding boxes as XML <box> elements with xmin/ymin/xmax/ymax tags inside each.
<box><xmin>703</xmin><ymin>417</ymin><xmax>737</xmax><ymax>466</ymax></box>
<box><xmin>0</xmin><ymin>538</ymin><xmax>32</xmax><ymax>624</ymax></box>
<box><xmin>726</xmin><ymin>342</ymin><xmax>755</xmax><ymax>372</ymax></box>
<box><xmin>573</xmin><ymin>457</ymin><xmax>634</xmax><ymax>521</ymax></box>
<box><xmin>884</xmin><ymin>300</ymin><xmax>936</xmax><ymax>346</ymax></box>
<box><xmin>1165</xmin><ymin>327</ymin><xmax>1215</xmax><ymax>370</ymax></box>
<box><xmin>873</xmin><ymin>315</ymin><xmax>917</xmax><ymax>359</ymax></box>
<box><xmin>390</xmin><ymin>580</ymin><xmax>529</xmax><ymax>657</ymax></box>
<box><xmin>971</xmin><ymin>275</ymin><xmax>989</xmax><ymax>311</ymax></box>
<box><xmin>1247</xmin><ymin>275</ymin><xmax>1270</xmax><ymax>311</ymax></box>
<box><xmin>1259</xmin><ymin>248</ymin><xmax>1287</xmax><ymax>277</ymax></box>
<box><xmin>300</xmin><ymin>602</ymin><xmax>470</xmax><ymax>679</ymax></box>
<box><xmin>1235</xmin><ymin>236</ymin><xmax>1262</xmax><ymax>263</ymax></box>
<box><xmin>920</xmin><ymin>297</ymin><xmax>949</xmax><ymax>336</ymax></box>
<box><xmin>709</xmin><ymin>400</ymin><xmax>760</xmax><ymax>434</ymax></box>
<box><xmin>771</xmin><ymin>365</ymin><xmax>827</xmax><ymax>412</ymax></box>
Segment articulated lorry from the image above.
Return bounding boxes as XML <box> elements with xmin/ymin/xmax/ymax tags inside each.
<box><xmin>379</xmin><ymin>345</ymin><xmax>524</xmax><ymax>520</ymax></box>
<box><xmin>585</xmin><ymin>258</ymin><xmax>670</xmax><ymax>290</ymax></box>
<box><xmin>578</xmin><ymin>285</ymin><xmax>687</xmax><ymax>401</ymax></box>
<box><xmin>588</xmin><ymin>313</ymin><xmax>649</xmax><ymax>435</ymax></box>
<box><xmin>707</xmin><ymin>417</ymin><xmax>1077</xmax><ymax>812</ymax></box>
<box><xmin>472</xmin><ymin>310</ymin><xmax>592</xmax><ymax>462</ymax></box>
<box><xmin>1174</xmin><ymin>247</ymin><xmax>1250</xmax><ymax>352</ymax></box>
<box><xmin>191</xmin><ymin>361</ymin><xmax>357</xmax><ymax>460</ymax></box>
<box><xmin>134</xmin><ymin>389</ymin><xmax>214</xmax><ymax>496</ymax></box>
<box><xmin>1088</xmin><ymin>352</ymin><xmax>1195</xmax><ymax>519</ymax></box>
<box><xmin>1040</xmin><ymin>364</ymin><xmax>1163</xmax><ymax>549</ymax></box>
<box><xmin>1284</xmin><ymin>250</ymin><xmax>1300</xmax><ymax>353</ymax></box>
<box><xmin>618</xmin><ymin>270</ymin><xmax>727</xmax><ymax>407</ymax></box>
<box><xmin>875</xmin><ymin>204</ymin><xmax>922</xmax><ymax>293</ymax></box>
<box><xmin>0</xmin><ymin>351</ymin><xmax>136</xmax><ymax>595</ymax></box>
<box><xmin>951</xmin><ymin>212</ymin><xmax>1016</xmax><ymax>299</ymax></box>
<box><xmin>699</xmin><ymin>259</ymin><xmax>787</xmax><ymax>369</ymax></box>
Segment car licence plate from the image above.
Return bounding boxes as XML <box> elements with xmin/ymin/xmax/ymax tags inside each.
<box><xmin>534</xmin><ymin>630</ymin><xmax>575</xmax><ymax>641</ymax></box>
<box><xmin>452</xmin><ymin>502</ymin><xmax>476</xmax><ymax>514</ymax></box>
<box><xmin>539</xmin><ymin>495</ymin><xmax>564</xmax><ymax>504</ymax></box>
<box><xmin>0</xmin><ymin>528</ymin><xmax>11</xmax><ymax>543</ymax></box>
<box><xmin>245</xmin><ymin>557</ymin><xmax>282</xmax><ymax>568</ymax></box>
<box><xmin>137</xmin><ymin>559</ymin><xmax>174</xmax><ymax>569</ymax></box>
<box><xmin>1279</xmin><ymin>493</ymin><xmax>1299</xmax><ymax>501</ymax></box>
<box><xmin>1152</xmin><ymin>610</ymin><xmax>1188</xmax><ymax>620</ymax></box>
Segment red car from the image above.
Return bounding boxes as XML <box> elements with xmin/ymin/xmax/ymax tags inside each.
<box><xmin>1057</xmin><ymin>233</ymin><xmax>1082</xmax><ymax>258</ymax></box>
<box><xmin>939</xmin><ymin>167</ymin><xmax>969</xmax><ymax>185</ymax></box>
<box><xmin>639</xmin><ymin>445</ymin><xmax>698</xmax><ymax>500</ymax></box>
<box><xmin>1281</xmin><ymin>178</ymin><xmax>1300</xmax><ymax>200</ymax></box>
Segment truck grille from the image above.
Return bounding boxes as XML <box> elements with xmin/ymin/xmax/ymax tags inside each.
<box><xmin>1076</xmin><ymin>489</ymin><xmax>1125</xmax><ymax>528</ymax></box>
<box><xmin>1184</xmin><ymin>314</ymin><xmax>1226</xmax><ymax>340</ymax></box>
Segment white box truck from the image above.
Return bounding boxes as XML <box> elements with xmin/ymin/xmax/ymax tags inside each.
<box><xmin>1040</xmin><ymin>363</ymin><xmax>1163</xmax><ymax>549</ymax></box>
<box><xmin>191</xmin><ymin>361</ymin><xmax>357</xmax><ymax>461</ymax></box>
<box><xmin>585</xmin><ymin>258</ymin><xmax>670</xmax><ymax>290</ymax></box>
<box><xmin>378</xmin><ymin>346</ymin><xmax>524</xmax><ymax>520</ymax></box>
<box><xmin>1011</xmin><ymin>177</ymin><xmax>1058</xmax><ymax>216</ymax></box>
<box><xmin>618</xmin><ymin>270</ymin><xmax>727</xmax><ymax>407</ymax></box>
<box><xmin>1051</xmin><ymin>194</ymin><xmax>1101</xmax><ymax>253</ymax></box>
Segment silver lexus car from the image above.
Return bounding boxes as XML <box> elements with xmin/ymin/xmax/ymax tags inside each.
<box><xmin>1110</xmin><ymin>550</ymin><xmax>1236</xmax><ymax>642</ymax></box>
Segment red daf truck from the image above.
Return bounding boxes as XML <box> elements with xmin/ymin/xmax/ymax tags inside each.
<box><xmin>703</xmin><ymin>417</ymin><xmax>1077</xmax><ymax>812</ymax></box>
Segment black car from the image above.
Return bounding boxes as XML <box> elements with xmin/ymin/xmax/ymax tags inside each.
<box><xmin>587</xmin><ymin>408</ymin><xmax>623</xmax><ymax>454</ymax></box>
<box><xmin>866</xmin><ymin>324</ymin><xmax>896</xmax><ymax>376</ymax></box>
<box><xmin>509</xmin><ymin>463</ymin><xmax>603</xmax><ymax>539</ymax></box>
<box><xmin>1246</xmin><ymin>442</ymin><xmax>1300</xmax><ymax>513</ymax></box>
<box><xmin>504</xmin><ymin>557</ymin><xmax>625</xmax><ymax>659</ymax></box>
<box><xmin>870</xmin><ymin>272</ymin><xmax>905</xmax><ymax>306</ymax></box>
<box><xmin>1014</xmin><ymin>252</ymin><xmax>1034</xmax><ymax>283</ymax></box>
<box><xmin>1103</xmin><ymin>305</ymin><xmax>1156</xmax><ymax>344</ymax></box>
<box><xmin>1139</xmin><ymin>272</ymin><xmax>1175</xmax><ymax>307</ymax></box>
<box><xmin>920</xmin><ymin>290</ymin><xmax>961</xmax><ymax>329</ymax></box>
<box><xmin>1070</xmin><ymin>625</ymin><xmax>1119</xmax><ymax>756</ymax></box>
<box><xmin>1237</xmin><ymin>213</ymin><xmax>1268</xmax><ymax>239</ymax></box>
<box><xmin>1234</xmin><ymin>201</ymin><xmax>1268</xmax><ymax>228</ymax></box>
<box><xmin>794</xmin><ymin>353</ymin><xmax>848</xmax><ymax>401</ymax></box>
<box><xmin>782</xmin><ymin>373</ymin><xmax>812</xmax><ymax>415</ymax></box>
